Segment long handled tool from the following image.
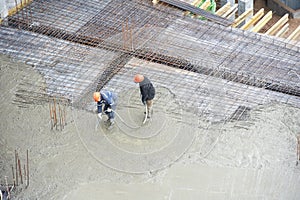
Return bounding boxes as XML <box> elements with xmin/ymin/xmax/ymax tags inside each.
<box><xmin>95</xmin><ymin>102</ymin><xmax>148</xmax><ymax>131</ymax></box>
<box><xmin>143</xmin><ymin>104</ymin><xmax>148</xmax><ymax>124</ymax></box>
<box><xmin>297</xmin><ymin>135</ymin><xmax>300</xmax><ymax>166</ymax></box>
<box><xmin>95</xmin><ymin>116</ymin><xmax>101</xmax><ymax>131</ymax></box>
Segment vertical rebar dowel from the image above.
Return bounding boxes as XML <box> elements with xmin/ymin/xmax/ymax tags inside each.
<box><xmin>62</xmin><ymin>104</ymin><xmax>65</xmax><ymax>127</ymax></box>
<box><xmin>59</xmin><ymin>105</ymin><xmax>62</xmax><ymax>131</ymax></box>
<box><xmin>11</xmin><ymin>166</ymin><xmax>15</xmax><ymax>187</ymax></box>
<box><xmin>15</xmin><ymin>150</ymin><xmax>18</xmax><ymax>186</ymax></box>
<box><xmin>49</xmin><ymin>102</ymin><xmax>53</xmax><ymax>130</ymax></box>
<box><xmin>49</xmin><ymin>100</ymin><xmax>68</xmax><ymax>131</ymax></box>
<box><xmin>53</xmin><ymin>99</ymin><xmax>57</xmax><ymax>130</ymax></box>
<box><xmin>14</xmin><ymin>0</ymin><xmax>18</xmax><ymax>12</ymax></box>
<box><xmin>297</xmin><ymin>134</ymin><xmax>300</xmax><ymax>165</ymax></box>
<box><xmin>25</xmin><ymin>0</ymin><xmax>30</xmax><ymax>40</ymax></box>
<box><xmin>5</xmin><ymin>176</ymin><xmax>10</xmax><ymax>199</ymax></box>
<box><xmin>14</xmin><ymin>0</ymin><xmax>19</xmax><ymax>28</ymax></box>
<box><xmin>60</xmin><ymin>105</ymin><xmax>62</xmax><ymax>130</ymax></box>
<box><xmin>23</xmin><ymin>164</ymin><xmax>26</xmax><ymax>184</ymax></box>
<box><xmin>130</xmin><ymin>20</ymin><xmax>133</xmax><ymax>50</ymax></box>
<box><xmin>126</xmin><ymin>19</ymin><xmax>129</xmax><ymax>50</ymax></box>
<box><xmin>18</xmin><ymin>158</ymin><xmax>23</xmax><ymax>184</ymax></box>
<box><xmin>61</xmin><ymin>105</ymin><xmax>64</xmax><ymax>130</ymax></box>
<box><xmin>21</xmin><ymin>0</ymin><xmax>24</xmax><ymax>22</ymax></box>
<box><xmin>131</xmin><ymin>19</ymin><xmax>134</xmax><ymax>50</ymax></box>
<box><xmin>29</xmin><ymin>0</ymin><xmax>32</xmax><ymax>29</ymax></box>
<box><xmin>27</xmin><ymin>149</ymin><xmax>29</xmax><ymax>187</ymax></box>
<box><xmin>63</xmin><ymin>104</ymin><xmax>65</xmax><ymax>128</ymax></box>
<box><xmin>122</xmin><ymin>19</ymin><xmax>129</xmax><ymax>50</ymax></box>
<box><xmin>122</xmin><ymin>23</ymin><xmax>126</xmax><ymax>49</ymax></box>
<box><xmin>65</xmin><ymin>105</ymin><xmax>67</xmax><ymax>126</ymax></box>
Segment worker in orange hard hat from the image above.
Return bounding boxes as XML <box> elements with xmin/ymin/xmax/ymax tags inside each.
<box><xmin>93</xmin><ymin>90</ymin><xmax>117</xmax><ymax>129</ymax></box>
<box><xmin>93</xmin><ymin>92</ymin><xmax>101</xmax><ymax>102</ymax></box>
<box><xmin>134</xmin><ymin>74</ymin><xmax>155</xmax><ymax>118</ymax></box>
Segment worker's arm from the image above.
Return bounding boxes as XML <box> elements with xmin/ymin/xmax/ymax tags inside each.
<box><xmin>97</xmin><ymin>101</ymin><xmax>103</xmax><ymax>113</ymax></box>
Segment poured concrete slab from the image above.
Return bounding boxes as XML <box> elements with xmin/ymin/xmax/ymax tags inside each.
<box><xmin>64</xmin><ymin>163</ymin><xmax>300</xmax><ymax>200</ymax></box>
<box><xmin>64</xmin><ymin>182</ymin><xmax>170</xmax><ymax>200</ymax></box>
<box><xmin>1</xmin><ymin>53</ymin><xmax>300</xmax><ymax>200</ymax></box>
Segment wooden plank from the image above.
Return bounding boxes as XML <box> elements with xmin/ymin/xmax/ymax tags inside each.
<box><xmin>251</xmin><ymin>11</ymin><xmax>272</xmax><ymax>33</ymax></box>
<box><xmin>191</xmin><ymin>0</ymin><xmax>211</xmax><ymax>18</ymax></box>
<box><xmin>8</xmin><ymin>0</ymin><xmax>33</xmax><ymax>16</ymax></box>
<box><xmin>287</xmin><ymin>25</ymin><xmax>300</xmax><ymax>41</ymax></box>
<box><xmin>232</xmin><ymin>9</ymin><xmax>253</xmax><ymax>28</ymax></box>
<box><xmin>265</xmin><ymin>14</ymin><xmax>289</xmax><ymax>36</ymax></box>
<box><xmin>275</xmin><ymin>23</ymin><xmax>289</xmax><ymax>37</ymax></box>
<box><xmin>152</xmin><ymin>0</ymin><xmax>159</xmax><ymax>5</ymax></box>
<box><xmin>192</xmin><ymin>0</ymin><xmax>201</xmax><ymax>6</ymax></box>
<box><xmin>240</xmin><ymin>8</ymin><xmax>264</xmax><ymax>31</ymax></box>
<box><xmin>221</xmin><ymin>3</ymin><xmax>238</xmax><ymax>18</ymax></box>
<box><xmin>226</xmin><ymin>7</ymin><xmax>238</xmax><ymax>19</ymax></box>
<box><xmin>183</xmin><ymin>0</ymin><xmax>200</xmax><ymax>15</ymax></box>
<box><xmin>215</xmin><ymin>2</ymin><xmax>231</xmax><ymax>16</ymax></box>
<box><xmin>161</xmin><ymin>0</ymin><xmax>233</xmax><ymax>26</ymax></box>
<box><xmin>200</xmin><ymin>0</ymin><xmax>211</xmax><ymax>10</ymax></box>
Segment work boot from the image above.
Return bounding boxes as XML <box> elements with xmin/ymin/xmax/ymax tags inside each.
<box><xmin>109</xmin><ymin>119</ymin><xmax>115</xmax><ymax>126</ymax></box>
<box><xmin>143</xmin><ymin>111</ymin><xmax>151</xmax><ymax>118</ymax></box>
<box><xmin>104</xmin><ymin>119</ymin><xmax>110</xmax><ymax>125</ymax></box>
<box><xmin>147</xmin><ymin>109</ymin><xmax>153</xmax><ymax>118</ymax></box>
<box><xmin>107</xmin><ymin>119</ymin><xmax>115</xmax><ymax>130</ymax></box>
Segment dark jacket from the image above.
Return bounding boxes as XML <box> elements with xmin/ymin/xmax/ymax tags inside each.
<box><xmin>139</xmin><ymin>76</ymin><xmax>155</xmax><ymax>104</ymax></box>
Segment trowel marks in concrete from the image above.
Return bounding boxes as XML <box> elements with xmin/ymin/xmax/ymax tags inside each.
<box><xmin>73</xmin><ymin>86</ymin><xmax>197</xmax><ymax>174</ymax></box>
<box><xmin>63</xmin><ymin>182</ymin><xmax>170</xmax><ymax>200</ymax></box>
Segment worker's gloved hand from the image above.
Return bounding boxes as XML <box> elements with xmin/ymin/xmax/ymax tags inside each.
<box><xmin>97</xmin><ymin>113</ymin><xmax>102</xmax><ymax>120</ymax></box>
<box><xmin>106</xmin><ymin>108</ymin><xmax>112</xmax><ymax>113</ymax></box>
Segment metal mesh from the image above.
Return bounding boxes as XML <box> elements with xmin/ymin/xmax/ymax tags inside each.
<box><xmin>0</xmin><ymin>0</ymin><xmax>299</xmax><ymax>122</ymax></box>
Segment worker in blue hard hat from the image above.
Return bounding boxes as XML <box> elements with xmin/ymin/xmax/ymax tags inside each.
<box><xmin>93</xmin><ymin>90</ymin><xmax>117</xmax><ymax>128</ymax></box>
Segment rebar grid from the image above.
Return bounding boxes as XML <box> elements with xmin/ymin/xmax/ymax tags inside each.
<box><xmin>104</xmin><ymin>58</ymin><xmax>300</xmax><ymax>122</ymax></box>
<box><xmin>0</xmin><ymin>0</ymin><xmax>299</xmax><ymax>122</ymax></box>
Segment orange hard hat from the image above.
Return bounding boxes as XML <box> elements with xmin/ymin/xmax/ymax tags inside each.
<box><xmin>93</xmin><ymin>92</ymin><xmax>101</xmax><ymax>102</ymax></box>
<box><xmin>134</xmin><ymin>74</ymin><xmax>144</xmax><ymax>83</ymax></box>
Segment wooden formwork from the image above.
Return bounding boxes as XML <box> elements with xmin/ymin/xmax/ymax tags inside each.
<box><xmin>178</xmin><ymin>0</ymin><xmax>299</xmax><ymax>40</ymax></box>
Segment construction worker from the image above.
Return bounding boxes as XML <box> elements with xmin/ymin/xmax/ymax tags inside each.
<box><xmin>134</xmin><ymin>74</ymin><xmax>155</xmax><ymax>118</ymax></box>
<box><xmin>93</xmin><ymin>90</ymin><xmax>117</xmax><ymax>128</ymax></box>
